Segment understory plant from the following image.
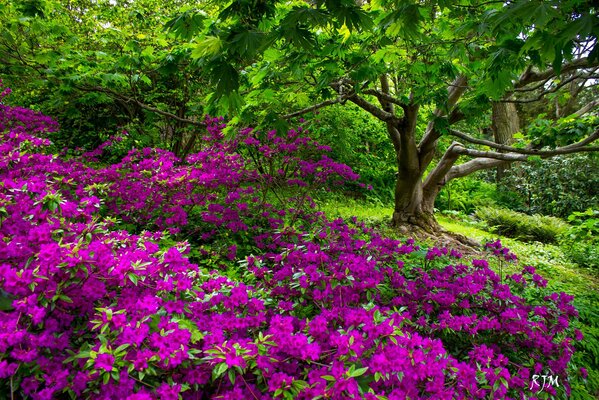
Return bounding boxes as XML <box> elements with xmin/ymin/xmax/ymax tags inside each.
<box><xmin>475</xmin><ymin>206</ymin><xmax>569</xmax><ymax>244</ymax></box>
<box><xmin>560</xmin><ymin>209</ymin><xmax>599</xmax><ymax>271</ymax></box>
<box><xmin>0</xmin><ymin>85</ymin><xmax>590</xmax><ymax>399</ymax></box>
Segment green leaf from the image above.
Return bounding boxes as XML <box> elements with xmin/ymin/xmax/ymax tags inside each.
<box><xmin>282</xmin><ymin>7</ymin><xmax>329</xmax><ymax>28</ymax></box>
<box><xmin>127</xmin><ymin>272</ymin><xmax>138</xmax><ymax>285</ymax></box>
<box><xmin>115</xmin><ymin>344</ymin><xmax>130</xmax><ymax>354</ymax></box>
<box><xmin>552</xmin><ymin>45</ymin><xmax>564</xmax><ymax>75</ymax></box>
<box><xmin>330</xmin><ymin>4</ymin><xmax>372</xmax><ymax>32</ymax></box>
<box><xmin>164</xmin><ymin>10</ymin><xmax>206</xmax><ymax>40</ymax></box>
<box><xmin>229</xmin><ymin>29</ymin><xmax>266</xmax><ymax>58</ymax></box>
<box><xmin>191</xmin><ymin>36</ymin><xmax>223</xmax><ymax>59</ymax></box>
<box><xmin>0</xmin><ymin>289</ymin><xmax>14</xmax><ymax>311</ymax></box>
<box><xmin>350</xmin><ymin>367</ymin><xmax>369</xmax><ymax>377</ymax></box>
<box><xmin>212</xmin><ymin>362</ymin><xmax>228</xmax><ymax>381</ymax></box>
<box><xmin>141</xmin><ymin>46</ymin><xmax>154</xmax><ymax>57</ymax></box>
<box><xmin>140</xmin><ymin>75</ymin><xmax>152</xmax><ymax>86</ymax></box>
<box><xmin>280</xmin><ymin>26</ymin><xmax>315</xmax><ymax>50</ymax></box>
<box><xmin>58</xmin><ymin>294</ymin><xmax>73</xmax><ymax>303</ymax></box>
<box><xmin>210</xmin><ymin>61</ymin><xmax>239</xmax><ymax>97</ymax></box>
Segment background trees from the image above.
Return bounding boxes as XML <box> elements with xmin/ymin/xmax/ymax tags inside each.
<box><xmin>0</xmin><ymin>0</ymin><xmax>213</xmax><ymax>155</ymax></box>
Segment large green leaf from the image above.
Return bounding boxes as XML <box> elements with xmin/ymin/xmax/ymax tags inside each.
<box><xmin>228</xmin><ymin>29</ymin><xmax>266</xmax><ymax>58</ymax></box>
<box><xmin>210</xmin><ymin>60</ymin><xmax>239</xmax><ymax>97</ymax></box>
<box><xmin>164</xmin><ymin>9</ymin><xmax>206</xmax><ymax>40</ymax></box>
<box><xmin>191</xmin><ymin>36</ymin><xmax>223</xmax><ymax>59</ymax></box>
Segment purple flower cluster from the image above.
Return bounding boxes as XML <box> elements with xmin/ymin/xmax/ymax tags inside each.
<box><xmin>0</xmin><ymin>87</ymin><xmax>581</xmax><ymax>399</ymax></box>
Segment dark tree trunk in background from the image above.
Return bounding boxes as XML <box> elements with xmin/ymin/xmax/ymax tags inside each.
<box><xmin>492</xmin><ymin>102</ymin><xmax>520</xmax><ymax>181</ymax></box>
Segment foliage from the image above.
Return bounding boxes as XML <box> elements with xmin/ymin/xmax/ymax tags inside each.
<box><xmin>306</xmin><ymin>104</ymin><xmax>396</xmax><ymax>203</ymax></box>
<box><xmin>529</xmin><ymin>115</ymin><xmax>599</xmax><ymax>148</ymax></box>
<box><xmin>0</xmin><ymin>0</ymin><xmax>212</xmax><ymax>154</ymax></box>
<box><xmin>435</xmin><ymin>175</ymin><xmax>499</xmax><ymax>215</ymax></box>
<box><xmin>561</xmin><ymin>209</ymin><xmax>599</xmax><ymax>271</ymax></box>
<box><xmin>0</xmin><ymin>92</ymin><xmax>590</xmax><ymax>399</ymax></box>
<box><xmin>492</xmin><ymin>116</ymin><xmax>599</xmax><ymax>218</ymax></box>
<box><xmin>475</xmin><ymin>207</ymin><xmax>569</xmax><ymax>244</ymax></box>
<box><xmin>498</xmin><ymin>152</ymin><xmax>599</xmax><ymax>218</ymax></box>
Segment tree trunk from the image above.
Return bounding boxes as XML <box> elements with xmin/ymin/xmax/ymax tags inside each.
<box><xmin>389</xmin><ymin>106</ymin><xmax>441</xmax><ymax>233</ymax></box>
<box><xmin>391</xmin><ymin>175</ymin><xmax>440</xmax><ymax>233</ymax></box>
<box><xmin>349</xmin><ymin>76</ymin><xmax>468</xmax><ymax>234</ymax></box>
<box><xmin>492</xmin><ymin>102</ymin><xmax>520</xmax><ymax>180</ymax></box>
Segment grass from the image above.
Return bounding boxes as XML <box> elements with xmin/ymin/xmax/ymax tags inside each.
<box><xmin>317</xmin><ymin>197</ymin><xmax>393</xmax><ymax>223</ymax></box>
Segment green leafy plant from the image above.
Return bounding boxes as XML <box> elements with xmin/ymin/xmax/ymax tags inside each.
<box><xmin>561</xmin><ymin>209</ymin><xmax>599</xmax><ymax>270</ymax></box>
<box><xmin>498</xmin><ymin>153</ymin><xmax>599</xmax><ymax>218</ymax></box>
<box><xmin>476</xmin><ymin>206</ymin><xmax>569</xmax><ymax>244</ymax></box>
<box><xmin>435</xmin><ymin>175</ymin><xmax>499</xmax><ymax>214</ymax></box>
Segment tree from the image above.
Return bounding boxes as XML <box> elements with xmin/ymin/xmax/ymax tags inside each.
<box><xmin>163</xmin><ymin>0</ymin><xmax>599</xmax><ymax>232</ymax></box>
<box><xmin>0</xmin><ymin>0</ymin><xmax>215</xmax><ymax>156</ymax></box>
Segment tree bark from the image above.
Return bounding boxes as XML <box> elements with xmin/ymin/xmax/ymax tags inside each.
<box><xmin>389</xmin><ymin>105</ymin><xmax>442</xmax><ymax>232</ymax></box>
<box><xmin>331</xmin><ymin>73</ymin><xmax>598</xmax><ymax>235</ymax></box>
<box><xmin>491</xmin><ymin>101</ymin><xmax>520</xmax><ymax>180</ymax></box>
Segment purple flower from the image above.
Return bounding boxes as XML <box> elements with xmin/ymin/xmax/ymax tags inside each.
<box><xmin>95</xmin><ymin>353</ymin><xmax>115</xmax><ymax>372</ymax></box>
<box><xmin>156</xmin><ymin>383</ymin><xmax>181</xmax><ymax>400</ymax></box>
<box><xmin>0</xmin><ymin>360</ymin><xmax>18</xmax><ymax>378</ymax></box>
<box><xmin>581</xmin><ymin>367</ymin><xmax>588</xmax><ymax>379</ymax></box>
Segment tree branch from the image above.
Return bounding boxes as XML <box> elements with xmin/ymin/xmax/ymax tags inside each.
<box><xmin>422</xmin><ymin>142</ymin><xmax>462</xmax><ymax>195</ymax></box>
<box><xmin>347</xmin><ymin>93</ymin><xmax>398</xmax><ymax>122</ymax></box>
<box><xmin>446</xmin><ymin>157</ymin><xmax>508</xmax><ymax>181</ymax></box>
<box><xmin>375</xmin><ymin>74</ymin><xmax>401</xmax><ymax>154</ymax></box>
<box><xmin>505</xmin><ymin>71</ymin><xmax>599</xmax><ymax>103</ymax></box>
<box><xmin>571</xmin><ymin>99</ymin><xmax>599</xmax><ymax>118</ymax></box>
<box><xmin>363</xmin><ymin>88</ymin><xmax>406</xmax><ymax>109</ymax></box>
<box><xmin>432</xmin><ymin>128</ymin><xmax>599</xmax><ymax>186</ymax></box>
<box><xmin>282</xmin><ymin>97</ymin><xmax>344</xmax><ymax>120</ymax></box>
<box><xmin>449</xmin><ymin>128</ymin><xmax>599</xmax><ymax>155</ymax></box>
<box><xmin>452</xmin><ymin>146</ymin><xmax>529</xmax><ymax>161</ymax></box>
<box><xmin>79</xmin><ymin>85</ymin><xmax>206</xmax><ymax>127</ymax></box>
<box><xmin>515</xmin><ymin>57</ymin><xmax>598</xmax><ymax>89</ymax></box>
<box><xmin>418</xmin><ymin>75</ymin><xmax>469</xmax><ymax>167</ymax></box>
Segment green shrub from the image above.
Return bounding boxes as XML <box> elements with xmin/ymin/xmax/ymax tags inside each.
<box><xmin>306</xmin><ymin>104</ymin><xmax>397</xmax><ymax>203</ymax></box>
<box><xmin>561</xmin><ymin>209</ymin><xmax>599</xmax><ymax>270</ymax></box>
<box><xmin>476</xmin><ymin>206</ymin><xmax>569</xmax><ymax>243</ymax></box>
<box><xmin>499</xmin><ymin>152</ymin><xmax>599</xmax><ymax>218</ymax></box>
<box><xmin>435</xmin><ymin>175</ymin><xmax>500</xmax><ymax>214</ymax></box>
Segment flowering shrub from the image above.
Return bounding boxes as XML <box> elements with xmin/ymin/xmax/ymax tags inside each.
<box><xmin>0</xmin><ymin>86</ymin><xmax>584</xmax><ymax>399</ymax></box>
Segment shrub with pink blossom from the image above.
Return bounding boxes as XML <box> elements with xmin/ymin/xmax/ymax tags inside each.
<box><xmin>0</xmin><ymin>83</ymin><xmax>585</xmax><ymax>399</ymax></box>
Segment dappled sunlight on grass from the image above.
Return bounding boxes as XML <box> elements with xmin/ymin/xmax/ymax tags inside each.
<box><xmin>318</xmin><ymin>202</ymin><xmax>599</xmax><ymax>296</ymax></box>
<box><xmin>438</xmin><ymin>216</ymin><xmax>599</xmax><ymax>295</ymax></box>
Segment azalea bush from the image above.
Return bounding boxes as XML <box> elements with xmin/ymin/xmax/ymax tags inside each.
<box><xmin>0</xmin><ymin>85</ymin><xmax>588</xmax><ymax>399</ymax></box>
